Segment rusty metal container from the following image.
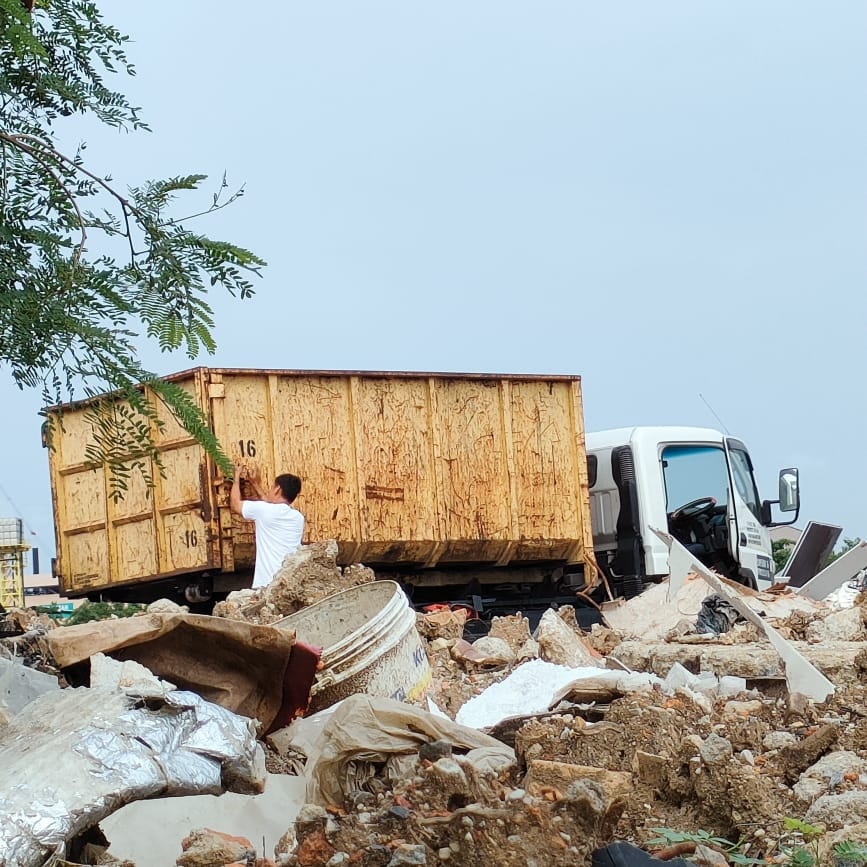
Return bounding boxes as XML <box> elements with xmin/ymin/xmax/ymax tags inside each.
<box><xmin>46</xmin><ymin>368</ymin><xmax>593</xmax><ymax>598</ymax></box>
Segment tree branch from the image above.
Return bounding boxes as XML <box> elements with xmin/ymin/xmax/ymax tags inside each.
<box><xmin>0</xmin><ymin>130</ymin><xmax>87</xmax><ymax>266</ymax></box>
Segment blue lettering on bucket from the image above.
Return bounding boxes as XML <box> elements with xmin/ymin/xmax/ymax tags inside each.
<box><xmin>412</xmin><ymin>647</ymin><xmax>425</xmax><ymax>668</ymax></box>
<box><xmin>391</xmin><ymin>686</ymin><xmax>407</xmax><ymax>701</ymax></box>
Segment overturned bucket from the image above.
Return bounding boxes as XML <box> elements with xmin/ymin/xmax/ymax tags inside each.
<box><xmin>274</xmin><ymin>580</ymin><xmax>431</xmax><ymax>714</ymax></box>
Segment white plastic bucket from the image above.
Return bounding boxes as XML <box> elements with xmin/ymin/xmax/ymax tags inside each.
<box><xmin>273</xmin><ymin>581</ymin><xmax>431</xmax><ymax>713</ymax></box>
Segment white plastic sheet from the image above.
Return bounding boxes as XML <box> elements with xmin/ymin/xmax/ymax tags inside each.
<box><xmin>456</xmin><ymin>658</ymin><xmax>671</xmax><ymax>731</ymax></box>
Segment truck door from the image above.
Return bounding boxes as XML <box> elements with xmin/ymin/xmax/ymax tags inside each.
<box><xmin>724</xmin><ymin>438</ymin><xmax>774</xmax><ymax>588</ymax></box>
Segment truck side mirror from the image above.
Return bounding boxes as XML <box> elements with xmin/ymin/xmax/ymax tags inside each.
<box><xmin>760</xmin><ymin>467</ymin><xmax>800</xmax><ymax>526</ymax></box>
<box><xmin>779</xmin><ymin>468</ymin><xmax>799</xmax><ymax>513</ymax></box>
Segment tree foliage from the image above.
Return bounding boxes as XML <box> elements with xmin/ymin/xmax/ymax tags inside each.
<box><xmin>772</xmin><ymin>538</ymin><xmax>795</xmax><ymax>574</ymax></box>
<box><xmin>0</xmin><ymin>0</ymin><xmax>263</xmax><ymax>492</ymax></box>
<box><xmin>825</xmin><ymin>536</ymin><xmax>861</xmax><ymax>566</ymax></box>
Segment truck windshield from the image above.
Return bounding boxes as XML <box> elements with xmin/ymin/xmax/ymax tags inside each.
<box><xmin>661</xmin><ymin>444</ymin><xmax>729</xmax><ymax>513</ymax></box>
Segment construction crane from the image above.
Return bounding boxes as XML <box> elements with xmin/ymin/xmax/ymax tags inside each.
<box><xmin>0</xmin><ymin>518</ymin><xmax>27</xmax><ymax>609</ymax></box>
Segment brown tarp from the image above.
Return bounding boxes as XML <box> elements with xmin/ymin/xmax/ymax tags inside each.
<box><xmin>48</xmin><ymin>613</ymin><xmax>299</xmax><ymax>730</ymax></box>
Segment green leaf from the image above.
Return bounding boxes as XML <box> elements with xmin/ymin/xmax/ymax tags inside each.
<box><xmin>1</xmin><ymin>0</ymin><xmax>264</xmax><ymax>496</ymax></box>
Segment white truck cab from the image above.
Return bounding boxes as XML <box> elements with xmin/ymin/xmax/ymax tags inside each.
<box><xmin>586</xmin><ymin>426</ymin><xmax>800</xmax><ymax>597</ymax></box>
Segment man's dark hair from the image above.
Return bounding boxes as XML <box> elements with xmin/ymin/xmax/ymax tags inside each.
<box><xmin>275</xmin><ymin>473</ymin><xmax>302</xmax><ymax>504</ymax></box>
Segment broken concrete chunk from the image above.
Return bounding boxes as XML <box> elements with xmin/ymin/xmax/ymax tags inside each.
<box><xmin>176</xmin><ymin>828</ymin><xmax>256</xmax><ymax>867</ymax></box>
<box><xmin>762</xmin><ymin>730</ymin><xmax>798</xmax><ymax>751</ymax></box>
<box><xmin>488</xmin><ymin>613</ymin><xmax>532</xmax><ymax>654</ymax></box>
<box><xmin>817</xmin><ymin>822</ymin><xmax>867</xmax><ymax>864</ymax></box>
<box><xmin>388</xmin><ymin>843</ymin><xmax>428</xmax><ymax>865</ymax></box>
<box><xmin>806</xmin><ymin>605</ymin><xmax>865</xmax><ymax>643</ymax></box>
<box><xmin>778</xmin><ymin>723</ymin><xmax>840</xmax><ymax>783</ymax></box>
<box><xmin>147</xmin><ymin>598</ymin><xmax>189</xmax><ymax>614</ymax></box>
<box><xmin>0</xmin><ymin>655</ymin><xmax>59</xmax><ymax>717</ymax></box>
<box><xmin>524</xmin><ymin>759</ymin><xmax>632</xmax><ymax>804</ymax></box>
<box><xmin>416</xmin><ymin>608</ymin><xmax>467</xmax><ymax>642</ymax></box>
<box><xmin>793</xmin><ymin>750</ymin><xmax>867</xmax><ymax>805</ymax></box>
<box><xmin>451</xmin><ymin>637</ymin><xmax>509</xmax><ymax>666</ymax></box>
<box><xmin>633</xmin><ymin>751</ymin><xmax>668</xmax><ymax>789</ymax></box>
<box><xmin>465</xmin><ymin>636</ymin><xmax>516</xmax><ymax>666</ymax></box>
<box><xmin>722</xmin><ymin>700</ymin><xmax>765</xmax><ymax>720</ymax></box>
<box><xmin>426</xmin><ymin>757</ymin><xmax>468</xmax><ymax>791</ymax></box>
<box><xmin>89</xmin><ymin>652</ymin><xmax>175</xmax><ymax>696</ymax></box>
<box><xmin>653</xmin><ymin>531</ymin><xmax>835</xmax><ymax>702</ymax></box>
<box><xmin>692</xmin><ymin>844</ymin><xmax>730</xmax><ymax>867</ymax></box>
<box><xmin>610</xmin><ymin>640</ymin><xmax>862</xmax><ymax>688</ymax></box>
<box><xmin>535</xmin><ymin>609</ymin><xmax>600</xmax><ymax>668</ymax></box>
<box><xmin>266</xmin><ymin>541</ymin><xmax>374</xmax><ymax>617</ymax></box>
<box><xmin>213</xmin><ymin>541</ymin><xmax>374</xmax><ymax>624</ymax></box>
<box><xmin>699</xmin><ymin>733</ymin><xmax>733</xmax><ymax>766</ymax></box>
<box><xmin>805</xmin><ymin>790</ymin><xmax>867</xmax><ymax>829</ymax></box>
<box><xmin>517</xmin><ymin>637</ymin><xmax>540</xmax><ymax>661</ymax></box>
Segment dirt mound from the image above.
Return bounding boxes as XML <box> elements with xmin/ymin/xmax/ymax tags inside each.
<box><xmin>214</xmin><ymin>541</ymin><xmax>375</xmax><ymax>624</ymax></box>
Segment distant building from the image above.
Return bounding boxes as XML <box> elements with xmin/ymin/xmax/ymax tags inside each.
<box><xmin>23</xmin><ymin>572</ymin><xmax>81</xmax><ymax>614</ymax></box>
<box><xmin>770</xmin><ymin>526</ymin><xmax>802</xmax><ymax>545</ymax></box>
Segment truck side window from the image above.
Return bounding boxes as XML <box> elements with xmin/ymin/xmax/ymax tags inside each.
<box><xmin>587</xmin><ymin>455</ymin><xmax>598</xmax><ymax>488</ymax></box>
<box><xmin>728</xmin><ymin>448</ymin><xmax>762</xmax><ymax>520</ymax></box>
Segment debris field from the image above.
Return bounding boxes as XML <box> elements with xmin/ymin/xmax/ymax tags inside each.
<box><xmin>1</xmin><ymin>541</ymin><xmax>866</xmax><ymax>867</ymax></box>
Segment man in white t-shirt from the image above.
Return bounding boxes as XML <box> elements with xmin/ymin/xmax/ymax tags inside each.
<box><xmin>230</xmin><ymin>463</ymin><xmax>305</xmax><ymax>588</ymax></box>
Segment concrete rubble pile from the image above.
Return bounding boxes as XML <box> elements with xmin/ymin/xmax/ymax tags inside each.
<box><xmin>214</xmin><ymin>541</ymin><xmax>376</xmax><ymax>625</ymax></box>
<box><xmin>0</xmin><ymin>541</ymin><xmax>866</xmax><ymax>866</ymax></box>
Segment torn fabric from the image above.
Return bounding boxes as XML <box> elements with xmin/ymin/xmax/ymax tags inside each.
<box><xmin>47</xmin><ymin>612</ymin><xmax>303</xmax><ymax>731</ymax></box>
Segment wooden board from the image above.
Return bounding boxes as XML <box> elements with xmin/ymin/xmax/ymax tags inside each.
<box><xmin>49</xmin><ymin>368</ymin><xmax>593</xmax><ymax>595</ymax></box>
<box><xmin>49</xmin><ymin>371</ymin><xmax>215</xmax><ymax>595</ymax></box>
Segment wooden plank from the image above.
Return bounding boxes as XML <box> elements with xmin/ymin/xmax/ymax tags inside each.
<box><xmin>219</xmin><ymin>374</ymin><xmax>273</xmax><ymax>472</ymax></box>
<box><xmin>161</xmin><ymin>511</ymin><xmax>209</xmax><ymax>571</ymax></box>
<box><xmin>343</xmin><ymin>376</ymin><xmax>363</xmax><ymax>563</ymax></box>
<box><xmin>193</xmin><ymin>367</ymin><xmax>220</xmax><ymax>570</ymax></box>
<box><xmin>497</xmin><ymin>380</ymin><xmax>521</xmax><ymax>566</ymax></box>
<box><xmin>162</xmin><ymin>366</ymin><xmax>582</xmax><ymax>384</ymax></box>
<box><xmin>568</xmin><ymin>379</ymin><xmax>595</xmax><ymax>576</ymax></box>
<box><xmin>208</xmin><ymin>371</ymin><xmax>234</xmax><ymax>571</ymax></box>
<box><xmin>63</xmin><ymin>470</ymin><xmax>107</xmax><ymax>530</ymax></box>
<box><xmin>422</xmin><ymin>378</ymin><xmax>444</xmax><ymax>568</ymax></box>
<box><xmin>63</xmin><ymin>521</ymin><xmax>107</xmax><ymax>536</ymax></box>
<box><xmin>268</xmin><ymin>373</ymin><xmax>355</xmax><ymax>546</ymax></box>
<box><xmin>508</xmin><ymin>380</ymin><xmax>576</xmax><ymax>557</ymax></box>
<box><xmin>219</xmin><ymin>373</ymin><xmax>273</xmax><ymax>573</ymax></box>
<box><xmin>567</xmin><ymin>380</ymin><xmax>599</xmax><ymax>587</ymax></box>
<box><xmin>353</xmin><ymin>376</ymin><xmax>436</xmax><ymax>547</ymax></box>
<box><xmin>156</xmin><ymin>502</ymin><xmax>204</xmax><ymax>517</ymax></box>
<box><xmin>435</xmin><ymin>377</ymin><xmax>511</xmax><ymax>562</ymax></box>
<box><xmin>48</xmin><ymin>419</ymin><xmax>71</xmax><ymax>593</ymax></box>
<box><xmin>114</xmin><ymin>518</ymin><xmax>157</xmax><ymax>580</ymax></box>
<box><xmin>427</xmin><ymin>377</ymin><xmax>446</xmax><ymax>545</ymax></box>
<box><xmin>151</xmin><ymin>377</ymin><xmax>193</xmax><ymax>575</ymax></box>
<box><xmin>158</xmin><ymin>445</ymin><xmax>207</xmax><ymax>509</ymax></box>
<box><xmin>67</xmin><ymin>531</ymin><xmax>108</xmax><ymax>587</ymax></box>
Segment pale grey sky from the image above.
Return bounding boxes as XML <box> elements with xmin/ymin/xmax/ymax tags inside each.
<box><xmin>2</xmin><ymin>1</ymin><xmax>865</xmax><ymax>567</ymax></box>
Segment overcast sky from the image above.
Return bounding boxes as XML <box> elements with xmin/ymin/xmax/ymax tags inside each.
<box><xmin>2</xmin><ymin>1</ymin><xmax>865</xmax><ymax>569</ymax></box>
